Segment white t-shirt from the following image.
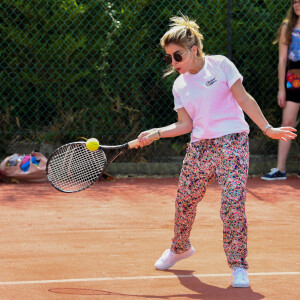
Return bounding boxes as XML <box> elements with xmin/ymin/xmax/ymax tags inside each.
<box><xmin>173</xmin><ymin>55</ymin><xmax>250</xmax><ymax>142</ymax></box>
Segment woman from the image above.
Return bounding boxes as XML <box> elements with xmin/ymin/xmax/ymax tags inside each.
<box><xmin>137</xmin><ymin>14</ymin><xmax>297</xmax><ymax>288</ymax></box>
<box><xmin>262</xmin><ymin>0</ymin><xmax>300</xmax><ymax>180</ymax></box>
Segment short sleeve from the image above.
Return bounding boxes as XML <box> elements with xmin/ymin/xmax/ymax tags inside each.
<box><xmin>173</xmin><ymin>85</ymin><xmax>183</xmax><ymax>111</ymax></box>
<box><xmin>220</xmin><ymin>57</ymin><xmax>243</xmax><ymax>89</ymax></box>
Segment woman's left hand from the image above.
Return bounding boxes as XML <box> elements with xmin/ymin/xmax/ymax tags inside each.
<box><xmin>265</xmin><ymin>126</ymin><xmax>297</xmax><ymax>141</ymax></box>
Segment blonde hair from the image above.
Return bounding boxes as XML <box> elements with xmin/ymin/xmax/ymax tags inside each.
<box><xmin>160</xmin><ymin>14</ymin><xmax>204</xmax><ymax>76</ymax></box>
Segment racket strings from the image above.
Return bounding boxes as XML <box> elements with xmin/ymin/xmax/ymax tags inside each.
<box><xmin>47</xmin><ymin>143</ymin><xmax>106</xmax><ymax>192</ymax></box>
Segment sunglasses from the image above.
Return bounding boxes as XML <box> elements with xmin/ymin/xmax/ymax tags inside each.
<box><xmin>163</xmin><ymin>50</ymin><xmax>189</xmax><ymax>65</ymax></box>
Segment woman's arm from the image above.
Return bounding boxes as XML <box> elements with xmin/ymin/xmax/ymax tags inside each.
<box><xmin>278</xmin><ymin>23</ymin><xmax>289</xmax><ymax>108</ymax></box>
<box><xmin>138</xmin><ymin>107</ymin><xmax>193</xmax><ymax>146</ymax></box>
<box><xmin>231</xmin><ymin>79</ymin><xmax>297</xmax><ymax>141</ymax></box>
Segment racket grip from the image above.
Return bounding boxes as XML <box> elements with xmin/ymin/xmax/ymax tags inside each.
<box><xmin>128</xmin><ymin>130</ymin><xmax>160</xmax><ymax>149</ymax></box>
<box><xmin>127</xmin><ymin>139</ymin><xmax>142</xmax><ymax>149</ymax></box>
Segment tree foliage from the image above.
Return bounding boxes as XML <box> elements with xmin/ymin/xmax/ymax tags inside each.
<box><xmin>0</xmin><ymin>0</ymin><xmax>290</xmax><ymax>158</ymax></box>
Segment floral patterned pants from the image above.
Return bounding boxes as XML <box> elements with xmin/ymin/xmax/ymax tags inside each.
<box><xmin>171</xmin><ymin>133</ymin><xmax>249</xmax><ymax>269</ymax></box>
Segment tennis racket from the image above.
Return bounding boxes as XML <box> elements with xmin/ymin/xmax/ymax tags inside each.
<box><xmin>46</xmin><ymin>138</ymin><xmax>142</xmax><ymax>193</ymax></box>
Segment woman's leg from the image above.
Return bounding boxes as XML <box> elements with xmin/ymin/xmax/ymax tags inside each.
<box><xmin>171</xmin><ymin>142</ymin><xmax>215</xmax><ymax>254</ymax></box>
<box><xmin>277</xmin><ymin>101</ymin><xmax>300</xmax><ymax>172</ymax></box>
<box><xmin>216</xmin><ymin>133</ymin><xmax>249</xmax><ymax>270</ymax></box>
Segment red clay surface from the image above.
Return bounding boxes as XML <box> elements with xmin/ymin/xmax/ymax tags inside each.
<box><xmin>0</xmin><ymin>177</ymin><xmax>299</xmax><ymax>299</ymax></box>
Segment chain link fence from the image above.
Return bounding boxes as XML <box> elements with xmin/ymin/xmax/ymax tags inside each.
<box><xmin>1</xmin><ymin>0</ymin><xmax>298</xmax><ymax>167</ymax></box>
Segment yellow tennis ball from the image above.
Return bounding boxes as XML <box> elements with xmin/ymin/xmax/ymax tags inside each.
<box><xmin>86</xmin><ymin>138</ymin><xmax>99</xmax><ymax>151</ymax></box>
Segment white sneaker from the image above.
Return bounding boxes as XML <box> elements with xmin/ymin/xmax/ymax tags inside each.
<box><xmin>231</xmin><ymin>267</ymin><xmax>250</xmax><ymax>288</ymax></box>
<box><xmin>154</xmin><ymin>246</ymin><xmax>195</xmax><ymax>270</ymax></box>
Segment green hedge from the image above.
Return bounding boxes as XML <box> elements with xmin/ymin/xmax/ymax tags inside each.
<box><xmin>0</xmin><ymin>0</ymin><xmax>290</xmax><ymax>159</ymax></box>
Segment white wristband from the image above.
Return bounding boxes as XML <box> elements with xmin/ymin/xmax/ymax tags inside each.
<box><xmin>263</xmin><ymin>124</ymin><xmax>272</xmax><ymax>135</ymax></box>
<box><xmin>149</xmin><ymin>129</ymin><xmax>161</xmax><ymax>140</ymax></box>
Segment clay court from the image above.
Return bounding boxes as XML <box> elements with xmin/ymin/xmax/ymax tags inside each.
<box><xmin>0</xmin><ymin>176</ymin><xmax>299</xmax><ymax>299</ymax></box>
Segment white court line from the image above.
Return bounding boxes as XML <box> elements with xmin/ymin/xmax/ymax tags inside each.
<box><xmin>0</xmin><ymin>272</ymin><xmax>299</xmax><ymax>286</ymax></box>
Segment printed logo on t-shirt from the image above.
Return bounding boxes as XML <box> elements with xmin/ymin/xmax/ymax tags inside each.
<box><xmin>206</xmin><ymin>76</ymin><xmax>217</xmax><ymax>87</ymax></box>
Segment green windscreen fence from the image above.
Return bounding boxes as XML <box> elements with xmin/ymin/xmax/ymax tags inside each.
<box><xmin>0</xmin><ymin>0</ymin><xmax>295</xmax><ymax>163</ymax></box>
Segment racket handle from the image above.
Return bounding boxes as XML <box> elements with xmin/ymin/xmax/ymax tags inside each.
<box><xmin>127</xmin><ymin>139</ymin><xmax>142</xmax><ymax>149</ymax></box>
<box><xmin>128</xmin><ymin>131</ymin><xmax>161</xmax><ymax>149</ymax></box>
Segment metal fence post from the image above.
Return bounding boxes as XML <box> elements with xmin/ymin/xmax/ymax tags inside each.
<box><xmin>227</xmin><ymin>0</ymin><xmax>232</xmax><ymax>60</ymax></box>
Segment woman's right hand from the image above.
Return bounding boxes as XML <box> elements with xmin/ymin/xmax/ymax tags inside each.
<box><xmin>137</xmin><ymin>129</ymin><xmax>159</xmax><ymax>147</ymax></box>
<box><xmin>277</xmin><ymin>90</ymin><xmax>286</xmax><ymax>108</ymax></box>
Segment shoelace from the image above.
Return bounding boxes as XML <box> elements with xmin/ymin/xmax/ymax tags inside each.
<box><xmin>268</xmin><ymin>168</ymin><xmax>279</xmax><ymax>175</ymax></box>
<box><xmin>161</xmin><ymin>249</ymin><xmax>171</xmax><ymax>259</ymax></box>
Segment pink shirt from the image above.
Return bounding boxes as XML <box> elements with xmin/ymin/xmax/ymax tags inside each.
<box><xmin>173</xmin><ymin>55</ymin><xmax>250</xmax><ymax>142</ymax></box>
